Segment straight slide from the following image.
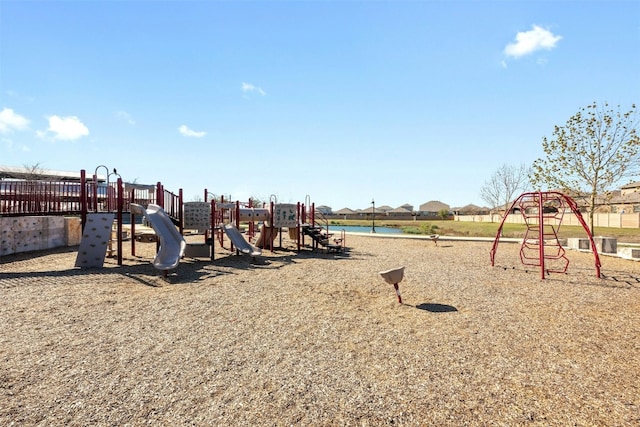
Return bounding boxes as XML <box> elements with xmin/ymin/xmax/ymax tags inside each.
<box><xmin>221</xmin><ymin>223</ymin><xmax>262</xmax><ymax>256</ymax></box>
<box><xmin>130</xmin><ymin>203</ymin><xmax>186</xmax><ymax>270</ymax></box>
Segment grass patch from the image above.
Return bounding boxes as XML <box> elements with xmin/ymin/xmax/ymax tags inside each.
<box><xmin>328</xmin><ymin>219</ymin><xmax>640</xmax><ymax>243</ymax></box>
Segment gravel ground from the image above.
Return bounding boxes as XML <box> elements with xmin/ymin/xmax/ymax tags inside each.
<box><xmin>1</xmin><ymin>233</ymin><xmax>639</xmax><ymax>426</ymax></box>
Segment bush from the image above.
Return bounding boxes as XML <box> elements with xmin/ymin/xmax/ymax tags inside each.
<box><xmin>401</xmin><ymin>223</ymin><xmax>440</xmax><ymax>235</ymax></box>
<box><xmin>401</xmin><ymin>226</ymin><xmax>423</xmax><ymax>235</ymax></box>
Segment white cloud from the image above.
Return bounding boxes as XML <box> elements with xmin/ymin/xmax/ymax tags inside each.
<box><xmin>504</xmin><ymin>25</ymin><xmax>562</xmax><ymax>58</ymax></box>
<box><xmin>116</xmin><ymin>110</ymin><xmax>136</xmax><ymax>125</ymax></box>
<box><xmin>45</xmin><ymin>115</ymin><xmax>89</xmax><ymax>140</ymax></box>
<box><xmin>178</xmin><ymin>125</ymin><xmax>206</xmax><ymax>138</ymax></box>
<box><xmin>2</xmin><ymin>136</ymin><xmax>30</xmax><ymax>152</ymax></box>
<box><xmin>0</xmin><ymin>107</ymin><xmax>30</xmax><ymax>133</ymax></box>
<box><xmin>241</xmin><ymin>82</ymin><xmax>266</xmax><ymax>96</ymax></box>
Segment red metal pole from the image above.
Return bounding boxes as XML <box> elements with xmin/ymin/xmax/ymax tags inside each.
<box><xmin>204</xmin><ymin>189</ymin><xmax>209</xmax><ymax>244</ymax></box>
<box><xmin>92</xmin><ymin>174</ymin><xmax>98</xmax><ymax>212</ymax></box>
<box><xmin>538</xmin><ymin>191</ymin><xmax>545</xmax><ymax>280</ymax></box>
<box><xmin>297</xmin><ymin>202</ymin><xmax>302</xmax><ymax>252</ymax></box>
<box><xmin>131</xmin><ymin>188</ymin><xmax>136</xmax><ymax>257</ymax></box>
<box><xmin>211</xmin><ymin>200</ymin><xmax>215</xmax><ymax>261</ymax></box>
<box><xmin>80</xmin><ymin>170</ymin><xmax>87</xmax><ymax>231</ymax></box>
<box><xmin>117</xmin><ymin>178</ymin><xmax>123</xmax><ymax>266</ymax></box>
<box><xmin>270</xmin><ymin>200</ymin><xmax>275</xmax><ymax>253</ymax></box>
<box><xmin>156</xmin><ymin>182</ymin><xmax>162</xmax><ymax>207</ymax></box>
<box><xmin>178</xmin><ymin>188</ymin><xmax>184</xmax><ymax>235</ymax></box>
<box><xmin>394</xmin><ymin>283</ymin><xmax>403</xmax><ymax>304</ymax></box>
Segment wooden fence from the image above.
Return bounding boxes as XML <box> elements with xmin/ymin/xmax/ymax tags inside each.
<box><xmin>455</xmin><ymin>212</ymin><xmax>640</xmax><ymax>229</ymax></box>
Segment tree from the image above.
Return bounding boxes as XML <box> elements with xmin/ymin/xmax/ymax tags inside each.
<box><xmin>20</xmin><ymin>163</ymin><xmax>49</xmax><ymax>212</ymax></box>
<box><xmin>531</xmin><ymin>102</ymin><xmax>639</xmax><ymax>232</ymax></box>
<box><xmin>480</xmin><ymin>163</ymin><xmax>530</xmax><ymax>215</ymax></box>
<box><xmin>22</xmin><ymin>162</ymin><xmax>47</xmax><ymax>180</ymax></box>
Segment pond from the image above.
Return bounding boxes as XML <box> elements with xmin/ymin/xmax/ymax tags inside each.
<box><xmin>326</xmin><ymin>225</ymin><xmax>403</xmax><ymax>234</ymax></box>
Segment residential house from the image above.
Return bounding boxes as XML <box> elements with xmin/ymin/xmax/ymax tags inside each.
<box><xmin>607</xmin><ymin>181</ymin><xmax>640</xmax><ymax>213</ymax></box>
<box><xmin>334</xmin><ymin>207</ymin><xmax>357</xmax><ymax>219</ymax></box>
<box><xmin>453</xmin><ymin>204</ymin><xmax>490</xmax><ymax>215</ymax></box>
<box><xmin>418</xmin><ymin>200</ymin><xmax>450</xmax><ymax>217</ymax></box>
<box><xmin>316</xmin><ymin>205</ymin><xmax>333</xmax><ymax>215</ymax></box>
<box><xmin>399</xmin><ymin>203</ymin><xmax>414</xmax><ymax>213</ymax></box>
<box><xmin>387</xmin><ymin>206</ymin><xmax>413</xmax><ymax>217</ymax></box>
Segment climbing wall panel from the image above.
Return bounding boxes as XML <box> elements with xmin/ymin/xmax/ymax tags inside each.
<box><xmin>74</xmin><ymin>213</ymin><xmax>114</xmax><ymax>268</ymax></box>
<box><xmin>0</xmin><ymin>216</ymin><xmax>66</xmax><ymax>256</ymax></box>
<box><xmin>184</xmin><ymin>202</ymin><xmax>211</xmax><ymax>230</ymax></box>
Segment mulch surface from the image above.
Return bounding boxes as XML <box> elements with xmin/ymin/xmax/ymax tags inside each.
<box><xmin>1</xmin><ymin>235</ymin><xmax>639</xmax><ymax>426</ymax></box>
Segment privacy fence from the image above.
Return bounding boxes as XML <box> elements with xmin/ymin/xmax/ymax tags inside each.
<box><xmin>455</xmin><ymin>213</ymin><xmax>640</xmax><ymax>229</ymax></box>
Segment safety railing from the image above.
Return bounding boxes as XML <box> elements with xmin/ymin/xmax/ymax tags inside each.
<box><xmin>0</xmin><ymin>170</ymin><xmax>183</xmax><ymax>224</ymax></box>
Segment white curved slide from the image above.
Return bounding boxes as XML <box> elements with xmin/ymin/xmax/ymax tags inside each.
<box><xmin>221</xmin><ymin>223</ymin><xmax>262</xmax><ymax>256</ymax></box>
<box><xmin>130</xmin><ymin>203</ymin><xmax>186</xmax><ymax>270</ymax></box>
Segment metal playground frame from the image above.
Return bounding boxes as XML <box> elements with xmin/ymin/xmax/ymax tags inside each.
<box><xmin>490</xmin><ymin>191</ymin><xmax>601</xmax><ymax>279</ymax></box>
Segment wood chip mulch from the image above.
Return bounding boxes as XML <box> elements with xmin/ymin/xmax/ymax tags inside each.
<box><xmin>1</xmin><ymin>235</ymin><xmax>639</xmax><ymax>426</ymax></box>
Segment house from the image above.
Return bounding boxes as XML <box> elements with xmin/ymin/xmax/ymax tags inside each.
<box><xmin>555</xmin><ymin>182</ymin><xmax>640</xmax><ymax>214</ymax></box>
<box><xmin>316</xmin><ymin>205</ymin><xmax>333</xmax><ymax>215</ymax></box>
<box><xmin>334</xmin><ymin>207</ymin><xmax>357</xmax><ymax>219</ymax></box>
<box><xmin>387</xmin><ymin>206</ymin><xmax>413</xmax><ymax>217</ymax></box>
<box><xmin>607</xmin><ymin>184</ymin><xmax>640</xmax><ymax>213</ymax></box>
<box><xmin>360</xmin><ymin>204</ymin><xmax>392</xmax><ymax>214</ymax></box>
<box><xmin>453</xmin><ymin>204</ymin><xmax>490</xmax><ymax>215</ymax></box>
<box><xmin>335</xmin><ymin>207</ymin><xmax>355</xmax><ymax>215</ymax></box>
<box><xmin>621</xmin><ymin>181</ymin><xmax>640</xmax><ymax>196</ymax></box>
<box><xmin>399</xmin><ymin>203</ymin><xmax>414</xmax><ymax>212</ymax></box>
<box><xmin>418</xmin><ymin>200</ymin><xmax>450</xmax><ymax>217</ymax></box>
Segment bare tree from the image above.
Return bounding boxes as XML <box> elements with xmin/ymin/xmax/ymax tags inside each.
<box><xmin>22</xmin><ymin>162</ymin><xmax>47</xmax><ymax>180</ymax></box>
<box><xmin>21</xmin><ymin>163</ymin><xmax>49</xmax><ymax>212</ymax></box>
<box><xmin>480</xmin><ymin>163</ymin><xmax>530</xmax><ymax>216</ymax></box>
<box><xmin>531</xmin><ymin>102</ymin><xmax>639</xmax><ymax>232</ymax></box>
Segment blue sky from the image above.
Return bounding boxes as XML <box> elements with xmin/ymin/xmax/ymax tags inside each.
<box><xmin>1</xmin><ymin>0</ymin><xmax>639</xmax><ymax>210</ymax></box>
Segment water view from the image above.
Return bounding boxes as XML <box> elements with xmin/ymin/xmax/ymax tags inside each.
<box><xmin>327</xmin><ymin>225</ymin><xmax>403</xmax><ymax>234</ymax></box>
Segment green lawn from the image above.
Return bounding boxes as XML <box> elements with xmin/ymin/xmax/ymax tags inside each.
<box><xmin>328</xmin><ymin>219</ymin><xmax>640</xmax><ymax>244</ymax></box>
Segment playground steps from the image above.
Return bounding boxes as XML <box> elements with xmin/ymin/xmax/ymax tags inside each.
<box><xmin>301</xmin><ymin>224</ymin><xmax>343</xmax><ymax>253</ymax></box>
<box><xmin>107</xmin><ymin>227</ymin><xmax>130</xmax><ymax>257</ymax></box>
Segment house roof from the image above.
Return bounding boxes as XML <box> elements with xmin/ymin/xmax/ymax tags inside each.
<box><xmin>0</xmin><ymin>165</ymin><xmax>106</xmax><ymax>182</ymax></box>
<box><xmin>361</xmin><ymin>204</ymin><xmax>392</xmax><ymax>213</ymax></box>
<box><xmin>621</xmin><ymin>181</ymin><xmax>640</xmax><ymax>190</ymax></box>
<box><xmin>610</xmin><ymin>191</ymin><xmax>640</xmax><ymax>204</ymax></box>
<box><xmin>419</xmin><ymin>200</ymin><xmax>450</xmax><ymax>212</ymax></box>
<box><xmin>388</xmin><ymin>207</ymin><xmax>412</xmax><ymax>214</ymax></box>
<box><xmin>456</xmin><ymin>204</ymin><xmax>484</xmax><ymax>213</ymax></box>
<box><xmin>335</xmin><ymin>207</ymin><xmax>356</xmax><ymax>214</ymax></box>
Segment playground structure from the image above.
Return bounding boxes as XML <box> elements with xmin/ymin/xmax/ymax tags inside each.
<box><xmin>203</xmin><ymin>194</ymin><xmax>346</xmax><ymax>260</ymax></box>
<box><xmin>490</xmin><ymin>191</ymin><xmax>602</xmax><ymax>279</ymax></box>
<box><xmin>0</xmin><ymin>166</ymin><xmax>346</xmax><ymax>273</ymax></box>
